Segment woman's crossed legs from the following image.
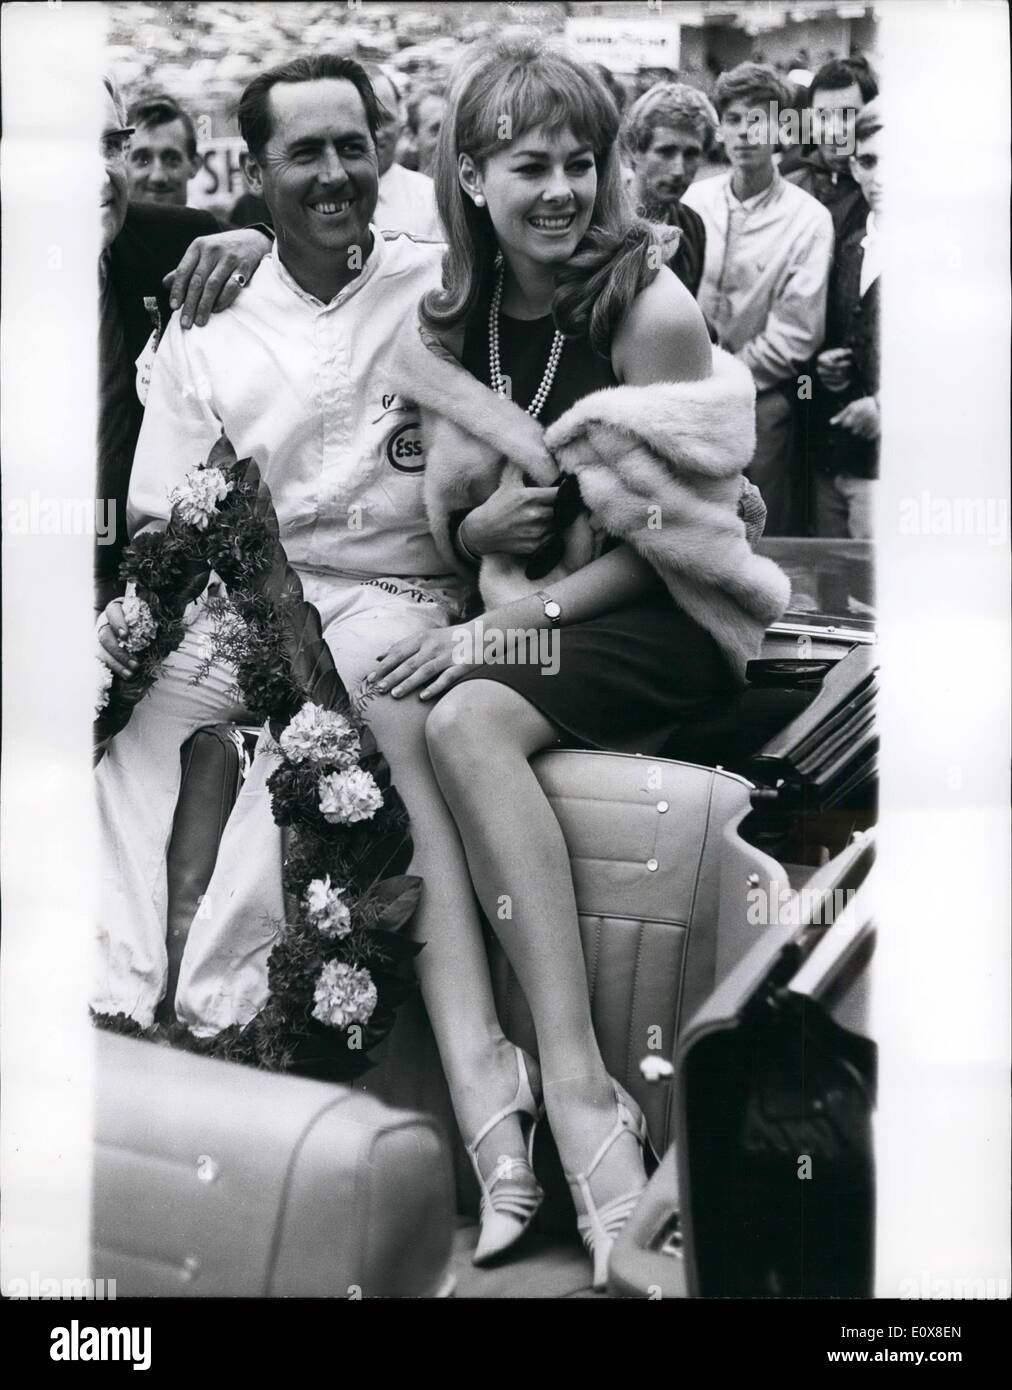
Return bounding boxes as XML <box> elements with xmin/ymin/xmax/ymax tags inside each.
<box><xmin>419</xmin><ymin>679</ymin><xmax>646</xmax><ymax>1209</ymax></box>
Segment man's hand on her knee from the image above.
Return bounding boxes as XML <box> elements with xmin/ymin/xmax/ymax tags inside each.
<box><xmin>370</xmin><ymin>626</ymin><xmax>471</xmax><ymax>702</ymax></box>
<box><xmin>97</xmin><ymin>600</ymin><xmax>140</xmax><ymax>680</ymax></box>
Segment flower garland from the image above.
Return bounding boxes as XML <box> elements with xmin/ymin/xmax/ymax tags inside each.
<box><xmin>94</xmin><ymin>435</ymin><xmax>422</xmax><ymax>1081</ymax></box>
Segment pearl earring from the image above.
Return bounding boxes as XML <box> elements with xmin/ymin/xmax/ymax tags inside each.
<box><xmin>473</xmin><ymin>193</ymin><xmax>486</xmax><ymax>207</ymax></box>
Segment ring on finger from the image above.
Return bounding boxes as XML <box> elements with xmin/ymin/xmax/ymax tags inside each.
<box><xmin>231</xmin><ymin>272</ymin><xmax>248</xmax><ymax>288</ymax></box>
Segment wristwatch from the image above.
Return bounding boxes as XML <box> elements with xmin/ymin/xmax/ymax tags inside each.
<box><xmin>536</xmin><ymin>590</ymin><xmax>562</xmax><ymax>626</ymax></box>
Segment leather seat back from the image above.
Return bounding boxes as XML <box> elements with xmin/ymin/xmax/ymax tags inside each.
<box><xmin>166</xmin><ymin>734</ymin><xmax>778</xmax><ymax>1212</ymax></box>
<box><xmin>93</xmin><ymin>1032</ymin><xmax>455</xmax><ymax>1297</ymax></box>
<box><xmin>489</xmin><ymin>751</ymin><xmax>754</xmax><ymax>1151</ymax></box>
<box><xmin>361</xmin><ymin>753</ymin><xmax>763</xmax><ymax>1212</ymax></box>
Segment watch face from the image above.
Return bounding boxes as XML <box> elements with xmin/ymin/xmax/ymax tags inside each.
<box><xmin>545</xmin><ymin>601</ymin><xmax>562</xmax><ymax>620</ymax></box>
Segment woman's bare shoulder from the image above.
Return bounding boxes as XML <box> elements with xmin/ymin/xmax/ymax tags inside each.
<box><xmin>612</xmin><ymin>265</ymin><xmax>712</xmax><ymax>386</ymax></box>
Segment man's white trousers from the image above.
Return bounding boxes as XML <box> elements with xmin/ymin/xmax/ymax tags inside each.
<box><xmin>93</xmin><ymin>572</ymin><xmax>456</xmax><ymax>1034</ymax></box>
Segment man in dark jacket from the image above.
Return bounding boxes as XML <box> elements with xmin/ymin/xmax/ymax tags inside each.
<box><xmin>98</xmin><ymin>77</ymin><xmax>269</xmax><ymax>607</ymax></box>
<box><xmin>781</xmin><ymin>56</ymin><xmax>878</xmax><ymax>245</ymax></box>
<box><xmin>808</xmin><ymin>99</ymin><xmax>882</xmax><ymax>538</ymax></box>
<box><xmin>620</xmin><ymin>82</ymin><xmax>718</xmax><ymax>297</ymax></box>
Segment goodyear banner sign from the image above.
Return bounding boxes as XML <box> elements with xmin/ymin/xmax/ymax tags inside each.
<box><xmin>563</xmin><ymin>14</ymin><xmax>681</xmax><ymax>74</ymax></box>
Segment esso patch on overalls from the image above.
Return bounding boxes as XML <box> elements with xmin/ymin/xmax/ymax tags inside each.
<box><xmin>386</xmin><ymin>420</ymin><xmax>425</xmax><ymax>473</ymax></box>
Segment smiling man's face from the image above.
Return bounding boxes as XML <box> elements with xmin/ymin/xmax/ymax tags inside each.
<box><xmin>127</xmin><ymin>117</ymin><xmax>201</xmax><ymax>206</ymax></box>
<box><xmin>246</xmin><ymin>78</ymin><xmax>379</xmax><ymax>286</ymax></box>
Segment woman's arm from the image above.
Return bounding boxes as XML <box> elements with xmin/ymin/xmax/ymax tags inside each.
<box><xmin>371</xmin><ymin>544</ymin><xmax>660</xmax><ymax>700</ymax></box>
<box><xmin>371</xmin><ymin>270</ymin><xmax>714</xmax><ymax>698</ymax></box>
<box><xmin>610</xmin><ymin>265</ymin><xmax>712</xmax><ymax>386</ymax></box>
<box><xmin>485</xmin><ymin>269</ymin><xmax>714</xmax><ymax>619</ymax></box>
<box><xmin>480</xmin><ymin>543</ymin><xmax>658</xmax><ymax>631</ymax></box>
<box><xmin>457</xmin><ymin>484</ymin><xmax>560</xmax><ymax>557</ymax></box>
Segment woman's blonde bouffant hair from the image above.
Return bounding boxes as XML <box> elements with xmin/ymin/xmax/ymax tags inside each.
<box><xmin>421</xmin><ymin>31</ymin><xmax>676</xmax><ymax>358</ymax></box>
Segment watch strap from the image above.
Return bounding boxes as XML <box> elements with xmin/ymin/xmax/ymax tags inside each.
<box><xmin>536</xmin><ymin>590</ymin><xmax>562</xmax><ymax>626</ymax></box>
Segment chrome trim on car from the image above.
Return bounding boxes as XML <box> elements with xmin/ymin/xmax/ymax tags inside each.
<box><xmin>531</xmin><ymin>746</ymin><xmax>757</xmax><ymax>791</ymax></box>
<box><xmin>767</xmin><ymin>621</ymin><xmax>877</xmax><ymax>645</ymax></box>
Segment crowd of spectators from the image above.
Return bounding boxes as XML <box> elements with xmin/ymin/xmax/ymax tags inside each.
<box><xmin>107</xmin><ymin>23</ymin><xmax>880</xmax><ymax>540</ymax></box>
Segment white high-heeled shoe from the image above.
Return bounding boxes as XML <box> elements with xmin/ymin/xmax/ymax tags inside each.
<box><xmin>564</xmin><ymin>1080</ymin><xmax>652</xmax><ymax>1292</ymax></box>
<box><xmin>465</xmin><ymin>1045</ymin><xmax>544</xmax><ymax>1267</ymax></box>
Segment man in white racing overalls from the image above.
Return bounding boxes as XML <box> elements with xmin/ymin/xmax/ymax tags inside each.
<box><xmin>95</xmin><ymin>57</ymin><xmax>459</xmax><ymax>1032</ymax></box>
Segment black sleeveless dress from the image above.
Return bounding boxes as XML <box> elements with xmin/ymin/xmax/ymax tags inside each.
<box><xmin>449</xmin><ymin>300</ymin><xmax>737</xmax><ymax>751</ymax></box>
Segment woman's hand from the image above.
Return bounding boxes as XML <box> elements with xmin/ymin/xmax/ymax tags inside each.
<box><xmin>830</xmin><ymin>395</ymin><xmax>880</xmax><ymax>440</ymax></box>
<box><xmin>97</xmin><ymin>600</ymin><xmax>140</xmax><ymax>679</ymax></box>
<box><xmin>370</xmin><ymin>626</ymin><xmax>474</xmax><ymax>702</ymax></box>
<box><xmin>462</xmin><ymin>485</ymin><xmax>558</xmax><ymax>556</ymax></box>
<box><xmin>162</xmin><ymin>227</ymin><xmax>273</xmax><ymax>329</ymax></box>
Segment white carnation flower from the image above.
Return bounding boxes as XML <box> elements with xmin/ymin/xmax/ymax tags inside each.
<box><xmin>279</xmin><ymin>702</ymin><xmax>361</xmax><ymax>768</ymax></box>
<box><xmin>311</xmin><ymin>960</ymin><xmax>378</xmax><ymax>1029</ymax></box>
<box><xmin>95</xmin><ymin>659</ymin><xmax>114</xmax><ymax>713</ymax></box>
<box><xmin>168</xmin><ymin>464</ymin><xmax>233</xmax><ymax>530</ymax></box>
<box><xmin>318</xmin><ymin>767</ymin><xmax>383</xmax><ymax>825</ymax></box>
<box><xmin>120</xmin><ymin>595</ymin><xmax>157</xmax><ymax>653</ymax></box>
<box><xmin>304</xmin><ymin>875</ymin><xmax>353</xmax><ymax>939</ymax></box>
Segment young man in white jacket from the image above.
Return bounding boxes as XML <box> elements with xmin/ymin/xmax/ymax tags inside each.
<box><xmin>94</xmin><ymin>57</ymin><xmax>455</xmax><ymax>1033</ymax></box>
<box><xmin>683</xmin><ymin>63</ymin><xmax>834</xmax><ymax>534</ymax></box>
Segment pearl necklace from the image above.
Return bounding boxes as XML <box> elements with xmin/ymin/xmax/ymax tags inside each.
<box><xmin>488</xmin><ymin>260</ymin><xmax>565</xmax><ymax>419</ymax></box>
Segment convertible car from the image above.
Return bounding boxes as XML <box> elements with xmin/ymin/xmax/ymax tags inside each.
<box><xmin>92</xmin><ymin>538</ymin><xmax>877</xmax><ymax>1299</ymax></box>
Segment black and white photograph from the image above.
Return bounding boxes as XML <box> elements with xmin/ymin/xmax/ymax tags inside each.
<box><xmin>1</xmin><ymin>0</ymin><xmax>1008</xmax><ymax>1356</ymax></box>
